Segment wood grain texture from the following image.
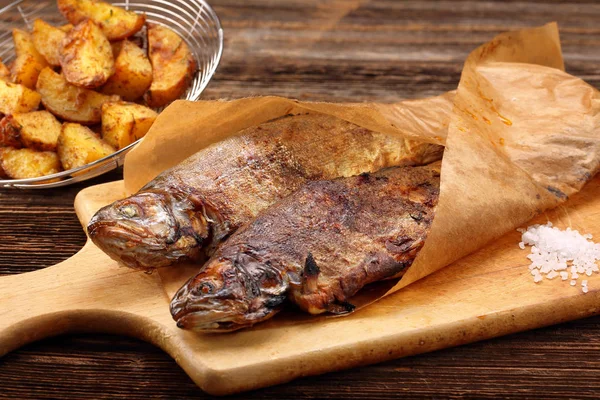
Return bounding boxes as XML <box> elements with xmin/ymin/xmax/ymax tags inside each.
<box><xmin>1</xmin><ymin>0</ymin><xmax>600</xmax><ymax>398</ymax></box>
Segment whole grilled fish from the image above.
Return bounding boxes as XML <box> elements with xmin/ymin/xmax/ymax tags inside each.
<box><xmin>88</xmin><ymin>113</ymin><xmax>442</xmax><ymax>270</ymax></box>
<box><xmin>171</xmin><ymin>163</ymin><xmax>440</xmax><ymax>332</ymax></box>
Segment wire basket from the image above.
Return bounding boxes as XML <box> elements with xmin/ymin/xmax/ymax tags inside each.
<box><xmin>0</xmin><ymin>0</ymin><xmax>223</xmax><ymax>189</ymax></box>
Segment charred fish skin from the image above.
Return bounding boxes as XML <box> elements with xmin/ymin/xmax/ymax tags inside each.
<box><xmin>89</xmin><ymin>113</ymin><xmax>443</xmax><ymax>270</ymax></box>
<box><xmin>171</xmin><ymin>164</ymin><xmax>440</xmax><ymax>332</ymax></box>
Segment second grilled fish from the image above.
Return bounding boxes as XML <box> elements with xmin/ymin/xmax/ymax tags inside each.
<box><xmin>171</xmin><ymin>163</ymin><xmax>440</xmax><ymax>332</ymax></box>
<box><xmin>88</xmin><ymin>113</ymin><xmax>442</xmax><ymax>270</ymax></box>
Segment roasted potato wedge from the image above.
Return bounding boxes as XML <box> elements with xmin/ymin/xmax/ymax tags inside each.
<box><xmin>0</xmin><ymin>147</ymin><xmax>61</xmax><ymax>179</ymax></box>
<box><xmin>60</xmin><ymin>20</ymin><xmax>114</xmax><ymax>89</ymax></box>
<box><xmin>0</xmin><ymin>111</ymin><xmax>62</xmax><ymax>152</ymax></box>
<box><xmin>0</xmin><ymin>80</ymin><xmax>41</xmax><ymax>115</ymax></box>
<box><xmin>57</xmin><ymin>0</ymin><xmax>145</xmax><ymax>41</ymax></box>
<box><xmin>13</xmin><ymin>28</ymin><xmax>48</xmax><ymax>63</ymax></box>
<box><xmin>58</xmin><ymin>122</ymin><xmax>115</xmax><ymax>170</ymax></box>
<box><xmin>11</xmin><ymin>29</ymin><xmax>48</xmax><ymax>89</ymax></box>
<box><xmin>101</xmin><ymin>101</ymin><xmax>157</xmax><ymax>149</ymax></box>
<box><xmin>11</xmin><ymin>54</ymin><xmax>47</xmax><ymax>89</ymax></box>
<box><xmin>144</xmin><ymin>24</ymin><xmax>196</xmax><ymax>108</ymax></box>
<box><xmin>101</xmin><ymin>40</ymin><xmax>152</xmax><ymax>101</ymax></box>
<box><xmin>32</xmin><ymin>19</ymin><xmax>68</xmax><ymax>67</ymax></box>
<box><xmin>36</xmin><ymin>67</ymin><xmax>119</xmax><ymax>124</ymax></box>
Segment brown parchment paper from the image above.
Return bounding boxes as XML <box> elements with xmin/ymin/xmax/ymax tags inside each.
<box><xmin>124</xmin><ymin>22</ymin><xmax>600</xmax><ymax>302</ymax></box>
<box><xmin>388</xmin><ymin>22</ymin><xmax>600</xmax><ymax>293</ymax></box>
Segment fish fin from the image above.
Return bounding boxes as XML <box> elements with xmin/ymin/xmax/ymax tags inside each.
<box><xmin>326</xmin><ymin>300</ymin><xmax>356</xmax><ymax>315</ymax></box>
<box><xmin>302</xmin><ymin>252</ymin><xmax>320</xmax><ymax>294</ymax></box>
<box><xmin>263</xmin><ymin>295</ymin><xmax>287</xmax><ymax>309</ymax></box>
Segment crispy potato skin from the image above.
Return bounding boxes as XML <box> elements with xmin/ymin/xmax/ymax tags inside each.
<box><xmin>0</xmin><ymin>117</ymin><xmax>23</xmax><ymax>148</ymax></box>
<box><xmin>36</xmin><ymin>67</ymin><xmax>119</xmax><ymax>124</ymax></box>
<box><xmin>58</xmin><ymin>122</ymin><xmax>115</xmax><ymax>170</ymax></box>
<box><xmin>32</xmin><ymin>19</ymin><xmax>68</xmax><ymax>67</ymax></box>
<box><xmin>101</xmin><ymin>40</ymin><xmax>152</xmax><ymax>101</ymax></box>
<box><xmin>144</xmin><ymin>24</ymin><xmax>197</xmax><ymax>108</ymax></box>
<box><xmin>11</xmin><ymin>29</ymin><xmax>48</xmax><ymax>89</ymax></box>
<box><xmin>0</xmin><ymin>80</ymin><xmax>41</xmax><ymax>115</ymax></box>
<box><xmin>101</xmin><ymin>101</ymin><xmax>157</xmax><ymax>149</ymax></box>
<box><xmin>60</xmin><ymin>20</ymin><xmax>115</xmax><ymax>89</ymax></box>
<box><xmin>0</xmin><ymin>147</ymin><xmax>61</xmax><ymax>179</ymax></box>
<box><xmin>57</xmin><ymin>0</ymin><xmax>145</xmax><ymax>41</ymax></box>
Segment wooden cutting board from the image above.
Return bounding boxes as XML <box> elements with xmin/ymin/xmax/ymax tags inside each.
<box><xmin>1</xmin><ymin>178</ymin><xmax>599</xmax><ymax>396</ymax></box>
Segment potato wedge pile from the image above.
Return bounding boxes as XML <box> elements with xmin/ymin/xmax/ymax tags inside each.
<box><xmin>0</xmin><ymin>0</ymin><xmax>196</xmax><ymax>181</ymax></box>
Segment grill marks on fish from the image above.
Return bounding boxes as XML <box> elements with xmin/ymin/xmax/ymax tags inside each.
<box><xmin>88</xmin><ymin>113</ymin><xmax>443</xmax><ymax>270</ymax></box>
<box><xmin>171</xmin><ymin>164</ymin><xmax>440</xmax><ymax>331</ymax></box>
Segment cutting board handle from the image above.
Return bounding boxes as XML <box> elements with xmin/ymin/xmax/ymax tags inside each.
<box><xmin>0</xmin><ymin>240</ymin><xmax>167</xmax><ymax>356</ymax></box>
<box><xmin>0</xmin><ymin>241</ymin><xmax>96</xmax><ymax>355</ymax></box>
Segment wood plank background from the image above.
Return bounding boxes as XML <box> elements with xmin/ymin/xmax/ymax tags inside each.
<box><xmin>1</xmin><ymin>0</ymin><xmax>600</xmax><ymax>398</ymax></box>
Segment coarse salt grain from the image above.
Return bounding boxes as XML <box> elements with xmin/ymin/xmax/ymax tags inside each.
<box><xmin>519</xmin><ymin>222</ymin><xmax>599</xmax><ymax>293</ymax></box>
<box><xmin>546</xmin><ymin>271</ymin><xmax>559</xmax><ymax>279</ymax></box>
<box><xmin>560</xmin><ymin>271</ymin><xmax>569</xmax><ymax>280</ymax></box>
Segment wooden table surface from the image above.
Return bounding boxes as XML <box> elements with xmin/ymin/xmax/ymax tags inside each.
<box><xmin>1</xmin><ymin>0</ymin><xmax>600</xmax><ymax>398</ymax></box>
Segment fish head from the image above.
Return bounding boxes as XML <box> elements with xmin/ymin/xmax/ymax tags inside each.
<box><xmin>87</xmin><ymin>191</ymin><xmax>206</xmax><ymax>270</ymax></box>
<box><xmin>170</xmin><ymin>256</ymin><xmax>286</xmax><ymax>332</ymax></box>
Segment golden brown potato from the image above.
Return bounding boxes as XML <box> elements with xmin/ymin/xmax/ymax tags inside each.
<box><xmin>58</xmin><ymin>122</ymin><xmax>115</xmax><ymax>170</ymax></box>
<box><xmin>0</xmin><ymin>111</ymin><xmax>62</xmax><ymax>152</ymax></box>
<box><xmin>101</xmin><ymin>40</ymin><xmax>152</xmax><ymax>101</ymax></box>
<box><xmin>36</xmin><ymin>67</ymin><xmax>119</xmax><ymax>124</ymax></box>
<box><xmin>57</xmin><ymin>0</ymin><xmax>145</xmax><ymax>41</ymax></box>
<box><xmin>144</xmin><ymin>23</ymin><xmax>196</xmax><ymax>108</ymax></box>
<box><xmin>0</xmin><ymin>147</ymin><xmax>61</xmax><ymax>179</ymax></box>
<box><xmin>101</xmin><ymin>101</ymin><xmax>157</xmax><ymax>149</ymax></box>
<box><xmin>0</xmin><ymin>58</ymin><xmax>10</xmax><ymax>81</ymax></box>
<box><xmin>32</xmin><ymin>19</ymin><xmax>68</xmax><ymax>67</ymax></box>
<box><xmin>0</xmin><ymin>79</ymin><xmax>41</xmax><ymax>115</ymax></box>
<box><xmin>60</xmin><ymin>20</ymin><xmax>114</xmax><ymax>89</ymax></box>
<box><xmin>0</xmin><ymin>148</ymin><xmax>7</xmax><ymax>178</ymax></box>
<box><xmin>11</xmin><ymin>29</ymin><xmax>48</xmax><ymax>89</ymax></box>
<box><xmin>13</xmin><ymin>28</ymin><xmax>47</xmax><ymax>62</ymax></box>
<box><xmin>11</xmin><ymin>54</ymin><xmax>46</xmax><ymax>89</ymax></box>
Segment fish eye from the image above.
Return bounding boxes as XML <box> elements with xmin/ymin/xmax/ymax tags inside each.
<box><xmin>195</xmin><ymin>282</ymin><xmax>215</xmax><ymax>295</ymax></box>
<box><xmin>119</xmin><ymin>204</ymin><xmax>140</xmax><ymax>218</ymax></box>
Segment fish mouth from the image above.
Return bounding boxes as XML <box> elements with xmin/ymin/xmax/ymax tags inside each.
<box><xmin>174</xmin><ymin>310</ymin><xmax>251</xmax><ymax>332</ymax></box>
<box><xmin>87</xmin><ymin>218</ymin><xmax>156</xmax><ymax>243</ymax></box>
<box><xmin>87</xmin><ymin>219</ymin><xmax>179</xmax><ymax>270</ymax></box>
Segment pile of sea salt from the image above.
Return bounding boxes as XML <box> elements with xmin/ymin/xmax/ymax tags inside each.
<box><xmin>518</xmin><ymin>222</ymin><xmax>599</xmax><ymax>293</ymax></box>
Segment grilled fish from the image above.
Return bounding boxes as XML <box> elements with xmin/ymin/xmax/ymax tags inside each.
<box><xmin>171</xmin><ymin>163</ymin><xmax>440</xmax><ymax>332</ymax></box>
<box><xmin>88</xmin><ymin>113</ymin><xmax>442</xmax><ymax>270</ymax></box>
